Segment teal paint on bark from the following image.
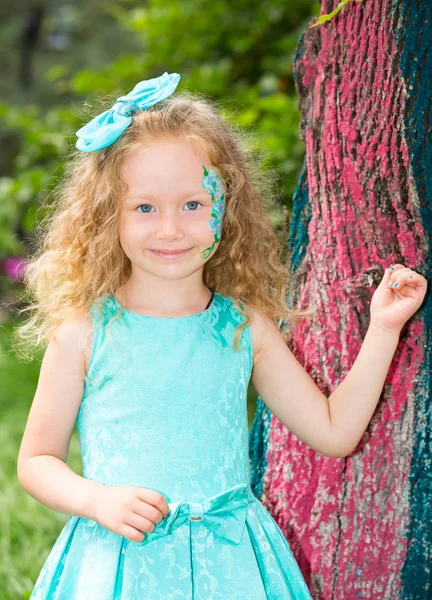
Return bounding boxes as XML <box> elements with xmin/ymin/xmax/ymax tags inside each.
<box><xmin>393</xmin><ymin>0</ymin><xmax>432</xmax><ymax>596</ymax></box>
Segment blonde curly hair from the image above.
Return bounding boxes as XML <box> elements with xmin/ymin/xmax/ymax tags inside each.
<box><xmin>11</xmin><ymin>90</ymin><xmax>313</xmax><ymax>366</ymax></box>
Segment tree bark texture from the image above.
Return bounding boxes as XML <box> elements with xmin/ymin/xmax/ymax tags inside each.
<box><xmin>249</xmin><ymin>1</ymin><xmax>432</xmax><ymax>598</ymax></box>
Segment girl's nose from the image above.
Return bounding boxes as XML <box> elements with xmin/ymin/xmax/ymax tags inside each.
<box><xmin>156</xmin><ymin>213</ymin><xmax>183</xmax><ymax>240</ymax></box>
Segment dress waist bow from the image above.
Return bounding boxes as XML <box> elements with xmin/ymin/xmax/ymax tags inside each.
<box><xmin>140</xmin><ymin>483</ymin><xmax>254</xmax><ymax>546</ymax></box>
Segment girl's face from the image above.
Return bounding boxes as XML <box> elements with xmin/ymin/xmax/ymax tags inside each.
<box><xmin>119</xmin><ymin>137</ymin><xmax>221</xmax><ymax>281</ymax></box>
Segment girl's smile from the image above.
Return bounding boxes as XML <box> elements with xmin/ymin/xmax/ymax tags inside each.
<box><xmin>148</xmin><ymin>247</ymin><xmax>193</xmax><ymax>259</ymax></box>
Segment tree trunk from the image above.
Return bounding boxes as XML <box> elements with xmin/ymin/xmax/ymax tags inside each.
<box><xmin>249</xmin><ymin>1</ymin><xmax>432</xmax><ymax>598</ymax></box>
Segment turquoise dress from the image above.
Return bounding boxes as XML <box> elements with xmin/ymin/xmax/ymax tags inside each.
<box><xmin>30</xmin><ymin>291</ymin><xmax>312</xmax><ymax>599</ymax></box>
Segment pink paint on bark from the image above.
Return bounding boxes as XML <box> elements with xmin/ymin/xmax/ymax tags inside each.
<box><xmin>261</xmin><ymin>0</ymin><xmax>428</xmax><ymax>597</ymax></box>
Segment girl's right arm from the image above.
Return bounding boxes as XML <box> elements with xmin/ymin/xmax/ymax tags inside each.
<box><xmin>17</xmin><ymin>314</ymin><xmax>170</xmax><ymax>542</ymax></box>
<box><xmin>16</xmin><ymin>314</ymin><xmax>104</xmax><ymax>520</ymax></box>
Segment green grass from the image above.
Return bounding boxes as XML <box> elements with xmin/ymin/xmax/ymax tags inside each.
<box><xmin>0</xmin><ymin>317</ymin><xmax>258</xmax><ymax>598</ymax></box>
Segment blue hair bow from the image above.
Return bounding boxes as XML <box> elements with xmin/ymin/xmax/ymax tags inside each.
<box><xmin>75</xmin><ymin>72</ymin><xmax>181</xmax><ymax>153</ymax></box>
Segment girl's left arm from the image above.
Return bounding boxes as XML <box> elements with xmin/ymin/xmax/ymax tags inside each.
<box><xmin>248</xmin><ymin>264</ymin><xmax>427</xmax><ymax>458</ymax></box>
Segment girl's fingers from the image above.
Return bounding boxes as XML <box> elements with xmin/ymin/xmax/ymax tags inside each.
<box><xmin>387</xmin><ymin>266</ymin><xmax>417</xmax><ymax>289</ymax></box>
<box><xmin>388</xmin><ymin>267</ymin><xmax>409</xmax><ymax>285</ymax></box>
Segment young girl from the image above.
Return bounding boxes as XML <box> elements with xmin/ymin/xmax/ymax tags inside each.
<box><xmin>15</xmin><ymin>72</ymin><xmax>426</xmax><ymax>600</ymax></box>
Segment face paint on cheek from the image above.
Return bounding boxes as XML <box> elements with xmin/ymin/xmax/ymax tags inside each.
<box><xmin>200</xmin><ymin>165</ymin><xmax>226</xmax><ymax>260</ymax></box>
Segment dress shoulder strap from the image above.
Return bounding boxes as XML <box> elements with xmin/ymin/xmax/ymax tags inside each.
<box><xmin>84</xmin><ymin>294</ymin><xmax>121</xmax><ymax>388</ymax></box>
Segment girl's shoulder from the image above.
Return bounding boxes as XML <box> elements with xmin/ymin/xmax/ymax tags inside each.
<box><xmin>64</xmin><ymin>297</ymin><xmax>115</xmax><ymax>375</ymax></box>
<box><xmin>50</xmin><ymin>310</ymin><xmax>94</xmax><ymax>379</ymax></box>
<box><xmin>241</xmin><ymin>300</ymin><xmax>291</xmax><ymax>369</ymax></box>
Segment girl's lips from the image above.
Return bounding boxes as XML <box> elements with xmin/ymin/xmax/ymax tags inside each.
<box><xmin>149</xmin><ymin>248</ymin><xmax>192</xmax><ymax>259</ymax></box>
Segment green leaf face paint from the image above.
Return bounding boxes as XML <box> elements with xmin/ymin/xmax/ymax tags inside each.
<box><xmin>201</xmin><ymin>165</ymin><xmax>225</xmax><ymax>260</ymax></box>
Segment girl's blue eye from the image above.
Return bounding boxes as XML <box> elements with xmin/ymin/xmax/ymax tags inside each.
<box><xmin>138</xmin><ymin>204</ymin><xmax>153</xmax><ymax>213</ymax></box>
<box><xmin>185</xmin><ymin>201</ymin><xmax>201</xmax><ymax>211</ymax></box>
<box><xmin>137</xmin><ymin>201</ymin><xmax>202</xmax><ymax>213</ymax></box>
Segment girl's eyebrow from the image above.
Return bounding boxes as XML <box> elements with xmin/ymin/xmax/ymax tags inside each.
<box><xmin>129</xmin><ymin>190</ymin><xmax>209</xmax><ymax>200</ymax></box>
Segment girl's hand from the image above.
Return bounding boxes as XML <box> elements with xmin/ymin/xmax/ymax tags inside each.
<box><xmin>91</xmin><ymin>484</ymin><xmax>170</xmax><ymax>543</ymax></box>
<box><xmin>370</xmin><ymin>264</ymin><xmax>428</xmax><ymax>332</ymax></box>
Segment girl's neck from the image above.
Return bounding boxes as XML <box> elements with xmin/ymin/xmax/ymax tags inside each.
<box><xmin>114</xmin><ymin>281</ymin><xmax>214</xmax><ymax>318</ymax></box>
